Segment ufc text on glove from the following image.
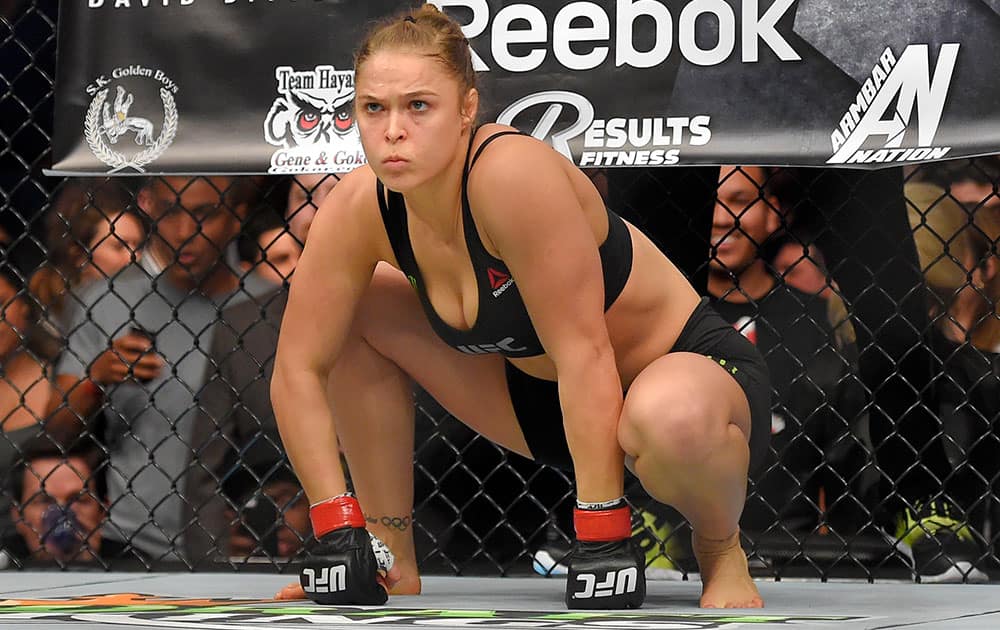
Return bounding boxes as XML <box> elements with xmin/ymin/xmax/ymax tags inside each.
<box><xmin>566</xmin><ymin>499</ymin><xmax>646</xmax><ymax>609</ymax></box>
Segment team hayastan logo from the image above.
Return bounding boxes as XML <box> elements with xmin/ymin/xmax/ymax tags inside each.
<box><xmin>84</xmin><ymin>65</ymin><xmax>179</xmax><ymax>173</ymax></box>
<box><xmin>264</xmin><ymin>65</ymin><xmax>366</xmax><ymax>174</ymax></box>
<box><xmin>0</xmin><ymin>593</ymin><xmax>868</xmax><ymax>628</ymax></box>
<box><xmin>827</xmin><ymin>44</ymin><xmax>960</xmax><ymax>165</ymax></box>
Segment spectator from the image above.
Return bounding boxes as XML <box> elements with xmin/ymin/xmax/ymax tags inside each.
<box><xmin>190</xmin><ymin>285</ymin><xmax>289</xmax><ymax>560</ymax></box>
<box><xmin>0</xmin><ymin>181</ymin><xmax>144</xmax><ymax>543</ymax></box>
<box><xmin>30</xmin><ymin>178</ymin><xmax>143</xmax><ymax>323</ymax></box>
<box><xmin>912</xmin><ymin>156</ymin><xmax>1000</xmax><ymax>227</ymax></box>
<box><xmin>771</xmin><ymin>237</ymin><xmax>833</xmax><ymax>300</ymax></box>
<box><xmin>238</xmin><ymin>206</ymin><xmax>302</xmax><ymax>286</ymax></box>
<box><xmin>0</xmin><ymin>264</ymin><xmax>52</xmax><ymax>548</ymax></box>
<box><xmin>221</xmin><ymin>460</ymin><xmax>310</xmax><ymax>559</ymax></box>
<box><xmin>50</xmin><ymin>176</ymin><xmax>268</xmax><ymax>563</ymax></box>
<box><xmin>27</xmin><ymin>179</ymin><xmax>144</xmax><ymax>366</ymax></box>
<box><xmin>887</xmin><ymin>181</ymin><xmax>998</xmax><ymax>583</ymax></box>
<box><xmin>285</xmin><ymin>174</ymin><xmax>338</xmax><ymax>244</ymax></box>
<box><xmin>0</xmin><ymin>264</ymin><xmax>50</xmax><ymax>433</ymax></box>
<box><xmin>771</xmin><ymin>235</ymin><xmax>856</xmax><ymax>351</ymax></box>
<box><xmin>908</xmin><ymin>182</ymin><xmax>1000</xmax><ymax>350</ymax></box>
<box><xmin>3</xmin><ymin>442</ymin><xmax>125</xmax><ymax>564</ymax></box>
<box><xmin>707</xmin><ymin>166</ymin><xmax>874</xmax><ymax>541</ymax></box>
<box><xmin>192</xmin><ymin>177</ymin><xmax>323</xmax><ymax>560</ymax></box>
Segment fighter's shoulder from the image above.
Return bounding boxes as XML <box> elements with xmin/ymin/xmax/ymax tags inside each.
<box><xmin>470</xmin><ymin>125</ymin><xmax>562</xmax><ymax>188</ymax></box>
<box><xmin>306</xmin><ymin>166</ymin><xmax>386</xmax><ymax>252</ymax></box>
<box><xmin>323</xmin><ymin>164</ymin><xmax>380</xmax><ymax>213</ymax></box>
<box><xmin>472</xmin><ymin>123</ymin><xmax>548</xmax><ymax>163</ymax></box>
<box><xmin>468</xmin><ymin>124</ymin><xmax>571</xmax><ymax>195</ymax></box>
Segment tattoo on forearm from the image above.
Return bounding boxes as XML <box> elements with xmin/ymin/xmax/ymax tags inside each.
<box><xmin>365</xmin><ymin>514</ymin><xmax>412</xmax><ymax>531</ymax></box>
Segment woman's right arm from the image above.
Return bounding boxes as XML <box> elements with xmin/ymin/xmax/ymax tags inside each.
<box><xmin>270</xmin><ymin>169</ymin><xmax>380</xmax><ymax>504</ymax></box>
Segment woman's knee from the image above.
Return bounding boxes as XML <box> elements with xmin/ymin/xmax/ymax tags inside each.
<box><xmin>353</xmin><ymin>263</ymin><xmax>417</xmax><ymax>336</ymax></box>
<box><xmin>619</xmin><ymin>384</ymin><xmax>722</xmax><ymax>464</ymax></box>
<box><xmin>331</xmin><ymin>265</ymin><xmax>417</xmax><ymax>376</ymax></box>
<box><xmin>618</xmin><ymin>356</ymin><xmax>739</xmax><ymax>463</ymax></box>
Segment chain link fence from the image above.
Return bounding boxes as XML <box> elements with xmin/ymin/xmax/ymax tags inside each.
<box><xmin>2</xmin><ymin>1</ymin><xmax>998</xmax><ymax>584</ymax></box>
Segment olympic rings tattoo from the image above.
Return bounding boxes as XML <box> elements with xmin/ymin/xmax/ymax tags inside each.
<box><xmin>366</xmin><ymin>514</ymin><xmax>412</xmax><ymax>531</ymax></box>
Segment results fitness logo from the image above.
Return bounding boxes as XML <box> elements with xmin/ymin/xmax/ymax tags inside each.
<box><xmin>84</xmin><ymin>65</ymin><xmax>179</xmax><ymax>173</ymax></box>
<box><xmin>0</xmin><ymin>593</ymin><xmax>868</xmax><ymax>628</ymax></box>
<box><xmin>496</xmin><ymin>91</ymin><xmax>712</xmax><ymax>167</ymax></box>
<box><xmin>827</xmin><ymin>44</ymin><xmax>960</xmax><ymax>165</ymax></box>
<box><xmin>263</xmin><ymin>65</ymin><xmax>366</xmax><ymax>174</ymax></box>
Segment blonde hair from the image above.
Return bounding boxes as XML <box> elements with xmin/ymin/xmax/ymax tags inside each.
<box><xmin>905</xmin><ymin>182</ymin><xmax>972</xmax><ymax>296</ymax></box>
<box><xmin>907</xmin><ymin>182</ymin><xmax>1000</xmax><ymax>349</ymax></box>
<box><xmin>354</xmin><ymin>4</ymin><xmax>477</xmax><ymax>96</ymax></box>
<box><xmin>969</xmin><ymin>210</ymin><xmax>999</xmax><ymax>270</ymax></box>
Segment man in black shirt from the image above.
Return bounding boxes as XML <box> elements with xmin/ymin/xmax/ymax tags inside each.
<box><xmin>708</xmin><ymin>166</ymin><xmax>874</xmax><ymax>541</ymax></box>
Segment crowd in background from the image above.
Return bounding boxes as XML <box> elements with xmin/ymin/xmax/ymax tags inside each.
<box><xmin>702</xmin><ymin>160</ymin><xmax>999</xmax><ymax>584</ymax></box>
<box><xmin>0</xmin><ymin>157</ymin><xmax>995</xmax><ymax>585</ymax></box>
<box><xmin>0</xmin><ymin>173</ymin><xmax>324</xmax><ymax>567</ymax></box>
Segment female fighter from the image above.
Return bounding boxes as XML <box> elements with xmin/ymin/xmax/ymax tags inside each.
<box><xmin>272</xmin><ymin>4</ymin><xmax>769</xmax><ymax>609</ymax></box>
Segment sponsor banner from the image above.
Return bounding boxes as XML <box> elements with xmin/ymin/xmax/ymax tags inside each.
<box><xmin>0</xmin><ymin>594</ymin><xmax>868</xmax><ymax>628</ymax></box>
<box><xmin>50</xmin><ymin>1</ymin><xmax>1000</xmax><ymax>174</ymax></box>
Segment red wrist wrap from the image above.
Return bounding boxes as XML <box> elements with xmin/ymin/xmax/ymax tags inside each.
<box><xmin>574</xmin><ymin>505</ymin><xmax>631</xmax><ymax>542</ymax></box>
<box><xmin>310</xmin><ymin>495</ymin><xmax>365</xmax><ymax>537</ymax></box>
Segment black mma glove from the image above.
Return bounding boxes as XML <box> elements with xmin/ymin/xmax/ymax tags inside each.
<box><xmin>301</xmin><ymin>494</ymin><xmax>394</xmax><ymax>605</ymax></box>
<box><xmin>566</xmin><ymin>498</ymin><xmax>646</xmax><ymax>610</ymax></box>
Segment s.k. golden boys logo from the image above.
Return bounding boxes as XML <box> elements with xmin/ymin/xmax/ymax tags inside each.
<box><xmin>84</xmin><ymin>65</ymin><xmax>179</xmax><ymax>173</ymax></box>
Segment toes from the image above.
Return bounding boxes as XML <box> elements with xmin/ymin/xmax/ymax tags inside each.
<box><xmin>274</xmin><ymin>583</ymin><xmax>306</xmax><ymax>601</ymax></box>
<box><xmin>700</xmin><ymin>595</ymin><xmax>765</xmax><ymax>608</ymax></box>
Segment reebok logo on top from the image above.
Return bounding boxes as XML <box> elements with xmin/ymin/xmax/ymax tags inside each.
<box><xmin>488</xmin><ymin>267</ymin><xmax>514</xmax><ymax>298</ymax></box>
<box><xmin>733</xmin><ymin>316</ymin><xmax>758</xmax><ymax>346</ymax></box>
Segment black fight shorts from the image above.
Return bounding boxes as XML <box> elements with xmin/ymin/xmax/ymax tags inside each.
<box><xmin>507</xmin><ymin>297</ymin><xmax>772</xmax><ymax>475</ymax></box>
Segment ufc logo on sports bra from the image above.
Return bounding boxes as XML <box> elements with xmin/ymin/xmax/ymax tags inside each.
<box><xmin>302</xmin><ymin>566</ymin><xmax>347</xmax><ymax>594</ymax></box>
<box><xmin>456</xmin><ymin>337</ymin><xmax>527</xmax><ymax>355</ymax></box>
<box><xmin>572</xmin><ymin>567</ymin><xmax>639</xmax><ymax>599</ymax></box>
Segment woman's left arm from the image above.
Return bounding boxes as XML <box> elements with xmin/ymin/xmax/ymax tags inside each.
<box><xmin>471</xmin><ymin>137</ymin><xmax>625</xmax><ymax>503</ymax></box>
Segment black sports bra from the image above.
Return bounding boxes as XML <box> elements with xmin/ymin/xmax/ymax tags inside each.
<box><xmin>376</xmin><ymin>129</ymin><xmax>633</xmax><ymax>358</ymax></box>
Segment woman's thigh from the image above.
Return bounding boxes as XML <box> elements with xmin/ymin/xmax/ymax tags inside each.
<box><xmin>352</xmin><ymin>263</ymin><xmax>532</xmax><ymax>458</ymax></box>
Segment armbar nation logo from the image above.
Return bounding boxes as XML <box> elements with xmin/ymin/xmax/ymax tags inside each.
<box><xmin>827</xmin><ymin>44</ymin><xmax>959</xmax><ymax>165</ymax></box>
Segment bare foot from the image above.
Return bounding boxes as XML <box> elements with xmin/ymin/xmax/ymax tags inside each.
<box><xmin>389</xmin><ymin>572</ymin><xmax>420</xmax><ymax>596</ymax></box>
<box><xmin>692</xmin><ymin>530</ymin><xmax>763</xmax><ymax>608</ymax></box>
<box><xmin>275</xmin><ymin>582</ymin><xmax>306</xmax><ymax>601</ymax></box>
<box><xmin>273</xmin><ymin>567</ymin><xmax>418</xmax><ymax>601</ymax></box>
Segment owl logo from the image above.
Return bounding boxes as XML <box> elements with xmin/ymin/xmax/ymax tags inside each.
<box><xmin>264</xmin><ymin>65</ymin><xmax>359</xmax><ymax>150</ymax></box>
